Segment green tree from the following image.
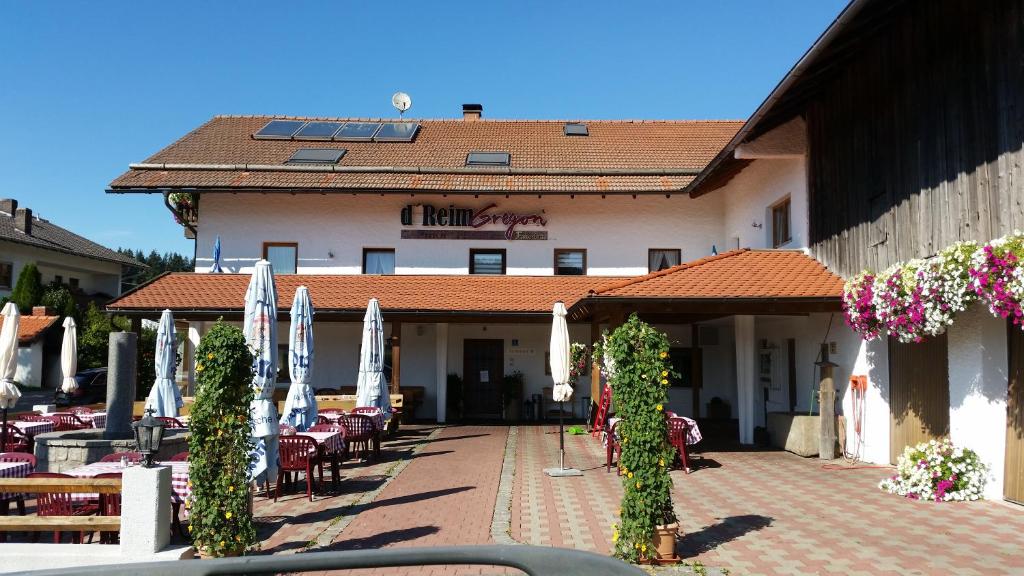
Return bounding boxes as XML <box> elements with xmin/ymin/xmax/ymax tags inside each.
<box><xmin>188</xmin><ymin>321</ymin><xmax>256</xmax><ymax>556</ymax></box>
<box><xmin>599</xmin><ymin>314</ymin><xmax>677</xmax><ymax>563</ymax></box>
<box><xmin>10</xmin><ymin>263</ymin><xmax>43</xmax><ymax>313</ymax></box>
<box><xmin>78</xmin><ymin>303</ymin><xmax>128</xmax><ymax>369</ymax></box>
<box><xmin>40</xmin><ymin>285</ymin><xmax>78</xmax><ymax>321</ymax></box>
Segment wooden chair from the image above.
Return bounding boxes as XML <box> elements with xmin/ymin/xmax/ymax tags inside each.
<box><xmin>27</xmin><ymin>472</ymin><xmax>99</xmax><ymax>543</ymax></box>
<box><xmin>336</xmin><ymin>413</ymin><xmax>377</xmax><ymax>461</ymax></box>
<box><xmin>605</xmin><ymin>420</ymin><xmax>623</xmax><ymax>473</ymax></box>
<box><xmin>52</xmin><ymin>413</ymin><xmax>89</xmax><ymax>432</ymax></box>
<box><xmin>0</xmin><ymin>452</ymin><xmax>35</xmax><ymax>519</ymax></box>
<box><xmin>277</xmin><ymin>435</ymin><xmax>324</xmax><ymax>502</ymax></box>
<box><xmin>0</xmin><ymin>426</ymin><xmax>31</xmax><ymax>454</ymax></box>
<box><xmin>94</xmin><ymin>472</ymin><xmax>122</xmax><ymax>544</ymax></box>
<box><xmin>99</xmin><ymin>452</ymin><xmax>142</xmax><ymax>464</ymax></box>
<box><xmin>666</xmin><ymin>417</ymin><xmax>691</xmax><ymax>473</ymax></box>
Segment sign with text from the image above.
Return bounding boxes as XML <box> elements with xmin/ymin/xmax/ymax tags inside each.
<box><xmin>400</xmin><ymin>203</ymin><xmax>548</xmax><ymax>241</ymax></box>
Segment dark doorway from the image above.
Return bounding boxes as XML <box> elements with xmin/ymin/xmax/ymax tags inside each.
<box><xmin>463</xmin><ymin>339</ymin><xmax>504</xmax><ymax>419</ymax></box>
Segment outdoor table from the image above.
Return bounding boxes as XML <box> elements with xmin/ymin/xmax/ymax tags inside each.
<box><xmin>606</xmin><ymin>416</ymin><xmax>703</xmax><ymax>445</ymax></box>
<box><xmin>0</xmin><ymin>461</ymin><xmax>33</xmax><ymax>503</ymax></box>
<box><xmin>297</xmin><ymin>431</ymin><xmax>345</xmax><ymax>490</ymax></box>
<box><xmin>65</xmin><ymin>461</ymin><xmax>190</xmax><ymax>504</ymax></box>
<box><xmin>78</xmin><ymin>412</ymin><xmax>107</xmax><ymax>428</ymax></box>
<box><xmin>12</xmin><ymin>420</ymin><xmax>55</xmax><ymax>438</ymax></box>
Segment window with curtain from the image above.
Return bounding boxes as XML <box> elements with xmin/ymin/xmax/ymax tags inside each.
<box><xmin>648</xmin><ymin>249</ymin><xmax>681</xmax><ymax>272</ymax></box>
<box><xmin>554</xmin><ymin>249</ymin><xmax>586</xmax><ymax>275</ymax></box>
<box><xmin>263</xmin><ymin>243</ymin><xmax>298</xmax><ymax>274</ymax></box>
<box><xmin>0</xmin><ymin>262</ymin><xmax>13</xmax><ymax>289</ymax></box>
<box><xmin>470</xmin><ymin>249</ymin><xmax>506</xmax><ymax>274</ymax></box>
<box><xmin>363</xmin><ymin>249</ymin><xmax>396</xmax><ymax>274</ymax></box>
<box><xmin>772</xmin><ymin>197</ymin><xmax>792</xmax><ymax>248</ymax></box>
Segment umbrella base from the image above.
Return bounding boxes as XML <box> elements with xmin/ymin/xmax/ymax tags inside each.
<box><xmin>543</xmin><ymin>467</ymin><xmax>583</xmax><ymax>477</ymax></box>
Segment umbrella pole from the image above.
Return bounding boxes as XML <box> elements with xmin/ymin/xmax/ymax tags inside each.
<box><xmin>559</xmin><ymin>400</ymin><xmax>565</xmax><ymax>470</ymax></box>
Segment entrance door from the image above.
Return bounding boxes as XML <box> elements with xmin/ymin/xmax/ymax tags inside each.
<box><xmin>463</xmin><ymin>339</ymin><xmax>504</xmax><ymax>419</ymax></box>
<box><xmin>1005</xmin><ymin>323</ymin><xmax>1024</xmax><ymax>503</ymax></box>
<box><xmin>889</xmin><ymin>334</ymin><xmax>950</xmax><ymax>464</ymax></box>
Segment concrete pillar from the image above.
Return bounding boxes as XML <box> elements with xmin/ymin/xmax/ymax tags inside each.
<box><xmin>734</xmin><ymin>315</ymin><xmax>756</xmax><ymax>445</ymax></box>
<box><xmin>948</xmin><ymin>306</ymin><xmax>1009</xmax><ymax>499</ymax></box>
<box><xmin>435</xmin><ymin>323</ymin><xmax>449</xmax><ymax>423</ymax></box>
<box><xmin>105</xmin><ymin>331</ymin><xmax>137</xmax><ymax>440</ymax></box>
<box><xmin>120</xmin><ymin>465</ymin><xmax>171</xmax><ymax>556</ymax></box>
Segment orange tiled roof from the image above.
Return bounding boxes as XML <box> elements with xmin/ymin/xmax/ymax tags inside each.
<box><xmin>107</xmin><ymin>273</ymin><xmax>627</xmax><ymax>315</ymax></box>
<box><xmin>589</xmin><ymin>249</ymin><xmax>844</xmax><ymax>299</ymax></box>
<box><xmin>0</xmin><ymin>314</ymin><xmax>60</xmax><ymax>344</ymax></box>
<box><xmin>109</xmin><ymin>116</ymin><xmax>742</xmax><ymax>194</ymax></box>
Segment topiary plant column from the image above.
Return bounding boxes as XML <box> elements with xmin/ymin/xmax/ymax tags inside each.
<box><xmin>188</xmin><ymin>321</ymin><xmax>257</xmax><ymax>557</ymax></box>
<box><xmin>600</xmin><ymin>314</ymin><xmax>678</xmax><ymax>563</ymax></box>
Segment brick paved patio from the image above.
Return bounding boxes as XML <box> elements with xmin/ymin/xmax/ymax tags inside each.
<box><xmin>510</xmin><ymin>424</ymin><xmax>1024</xmax><ymax>575</ymax></box>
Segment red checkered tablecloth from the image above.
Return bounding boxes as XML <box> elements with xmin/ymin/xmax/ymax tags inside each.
<box><xmin>12</xmin><ymin>421</ymin><xmax>55</xmax><ymax>436</ymax></box>
<box><xmin>80</xmin><ymin>412</ymin><xmax>107</xmax><ymax>428</ymax></box>
<box><xmin>320</xmin><ymin>410</ymin><xmax>385</xmax><ymax>435</ymax></box>
<box><xmin>0</xmin><ymin>461</ymin><xmax>32</xmax><ymax>503</ymax></box>
<box><xmin>65</xmin><ymin>461</ymin><xmax>190</xmax><ymax>504</ymax></box>
<box><xmin>607</xmin><ymin>416</ymin><xmax>703</xmax><ymax>446</ymax></box>
<box><xmin>298</xmin><ymin>431</ymin><xmax>345</xmax><ymax>456</ymax></box>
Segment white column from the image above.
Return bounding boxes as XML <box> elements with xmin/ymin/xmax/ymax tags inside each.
<box><xmin>948</xmin><ymin>305</ymin><xmax>1009</xmax><ymax>499</ymax></box>
<box><xmin>435</xmin><ymin>323</ymin><xmax>449</xmax><ymax>423</ymax></box>
<box><xmin>734</xmin><ymin>315</ymin><xmax>756</xmax><ymax>444</ymax></box>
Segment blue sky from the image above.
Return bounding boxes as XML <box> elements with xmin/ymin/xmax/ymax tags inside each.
<box><xmin>0</xmin><ymin>1</ymin><xmax>847</xmax><ymax>256</ymax></box>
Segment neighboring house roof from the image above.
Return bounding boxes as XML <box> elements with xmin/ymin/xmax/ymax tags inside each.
<box><xmin>0</xmin><ymin>208</ymin><xmax>141</xmax><ymax>267</ymax></box>
<box><xmin>106</xmin><ymin>273</ymin><xmax>627</xmax><ymax>316</ymax></box>
<box><xmin>684</xmin><ymin>0</ymin><xmax>880</xmax><ymax>197</ymax></box>
<box><xmin>108</xmin><ymin>116</ymin><xmax>743</xmax><ymax>194</ymax></box>
<box><xmin>0</xmin><ymin>315</ymin><xmax>60</xmax><ymax>345</ymax></box>
<box><xmin>588</xmin><ymin>249</ymin><xmax>844</xmax><ymax>299</ymax></box>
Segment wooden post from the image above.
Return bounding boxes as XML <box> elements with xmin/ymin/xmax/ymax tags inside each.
<box><xmin>818</xmin><ymin>344</ymin><xmax>837</xmax><ymax>460</ymax></box>
<box><xmin>391</xmin><ymin>320</ymin><xmax>402</xmax><ymax>394</ymax></box>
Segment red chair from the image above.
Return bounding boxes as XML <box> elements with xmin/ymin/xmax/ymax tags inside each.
<box><xmin>52</xmin><ymin>413</ymin><xmax>89</xmax><ymax>432</ymax></box>
<box><xmin>315</xmin><ymin>415</ymin><xmax>333</xmax><ymax>426</ymax></box>
<box><xmin>168</xmin><ymin>451</ymin><xmax>189</xmax><ymax>462</ymax></box>
<box><xmin>155</xmin><ymin>416</ymin><xmax>186</xmax><ymax>428</ymax></box>
<box><xmin>276</xmin><ymin>435</ymin><xmax>324</xmax><ymax>501</ymax></box>
<box><xmin>0</xmin><ymin>425</ymin><xmax>31</xmax><ymax>454</ymax></box>
<box><xmin>605</xmin><ymin>420</ymin><xmax>623</xmax><ymax>473</ymax></box>
<box><xmin>94</xmin><ymin>472</ymin><xmax>122</xmax><ymax>544</ymax></box>
<box><xmin>337</xmin><ymin>414</ymin><xmax>376</xmax><ymax>461</ymax></box>
<box><xmin>27</xmin><ymin>472</ymin><xmax>99</xmax><ymax>543</ymax></box>
<box><xmin>99</xmin><ymin>452</ymin><xmax>142</xmax><ymax>464</ymax></box>
<box><xmin>18</xmin><ymin>413</ymin><xmax>54</xmax><ymax>423</ymax></box>
<box><xmin>667</xmin><ymin>417</ymin><xmax>691</xmax><ymax>473</ymax></box>
<box><xmin>307</xmin><ymin>424</ymin><xmax>345</xmax><ymax>488</ymax></box>
<box><xmin>0</xmin><ymin>452</ymin><xmax>36</xmax><ymax>519</ymax></box>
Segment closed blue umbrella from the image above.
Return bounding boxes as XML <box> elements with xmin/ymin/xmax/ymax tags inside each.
<box><xmin>145</xmin><ymin>309</ymin><xmax>183</xmax><ymax>416</ymax></box>
<box><xmin>244</xmin><ymin>260</ymin><xmax>279</xmax><ymax>484</ymax></box>
<box><xmin>354</xmin><ymin>298</ymin><xmax>390</xmax><ymax>414</ymax></box>
<box><xmin>211</xmin><ymin>235</ymin><xmax>223</xmax><ymax>273</ymax></box>
<box><xmin>280</xmin><ymin>286</ymin><xmax>317</xmax><ymax>431</ymax></box>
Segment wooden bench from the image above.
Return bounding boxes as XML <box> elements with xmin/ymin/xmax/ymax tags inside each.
<box><xmin>0</xmin><ymin>478</ymin><xmax>123</xmax><ymax>534</ymax></box>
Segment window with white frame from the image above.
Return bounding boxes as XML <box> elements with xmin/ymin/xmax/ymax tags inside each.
<box><xmin>771</xmin><ymin>197</ymin><xmax>792</xmax><ymax>248</ymax></box>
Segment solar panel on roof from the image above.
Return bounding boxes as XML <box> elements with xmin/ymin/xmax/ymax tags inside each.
<box><xmin>466</xmin><ymin>151</ymin><xmax>511</xmax><ymax>166</ymax></box>
<box><xmin>373</xmin><ymin>122</ymin><xmax>420</xmax><ymax>142</ymax></box>
<box><xmin>335</xmin><ymin>122</ymin><xmax>382</xmax><ymax>141</ymax></box>
<box><xmin>294</xmin><ymin>122</ymin><xmax>344</xmax><ymax>140</ymax></box>
<box><xmin>564</xmin><ymin>123</ymin><xmax>589</xmax><ymax>136</ymax></box>
<box><xmin>285</xmin><ymin>148</ymin><xmax>347</xmax><ymax>164</ymax></box>
<box><xmin>253</xmin><ymin>120</ymin><xmax>306</xmax><ymax>140</ymax></box>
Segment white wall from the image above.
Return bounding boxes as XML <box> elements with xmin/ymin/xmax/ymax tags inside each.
<box><xmin>15</xmin><ymin>343</ymin><xmax>43</xmax><ymax>388</ymax></box>
<box><xmin>719</xmin><ymin>158</ymin><xmax>808</xmax><ymax>251</ymax></box>
<box><xmin>947</xmin><ymin>306</ymin><xmax>1009</xmax><ymax>499</ymax></box>
<box><xmin>194</xmin><ymin>193</ymin><xmax>726</xmax><ymax>277</ymax></box>
<box><xmin>0</xmin><ymin>240</ymin><xmax>123</xmax><ymax>298</ymax></box>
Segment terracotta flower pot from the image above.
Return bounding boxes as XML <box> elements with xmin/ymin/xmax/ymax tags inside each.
<box><xmin>651</xmin><ymin>522</ymin><xmax>679</xmax><ymax>559</ymax></box>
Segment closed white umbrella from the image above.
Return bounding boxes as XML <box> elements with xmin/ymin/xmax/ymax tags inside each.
<box><xmin>59</xmin><ymin>317</ymin><xmax>78</xmax><ymax>393</ymax></box>
<box><xmin>0</xmin><ymin>303</ymin><xmax>23</xmax><ymax>451</ymax></box>
<box><xmin>244</xmin><ymin>260</ymin><xmax>280</xmax><ymax>485</ymax></box>
<box><xmin>354</xmin><ymin>298</ymin><xmax>390</xmax><ymax>414</ymax></box>
<box><xmin>280</xmin><ymin>286</ymin><xmax>317</xmax><ymax>431</ymax></box>
<box><xmin>145</xmin><ymin>310</ymin><xmax>183</xmax><ymax>417</ymax></box>
<box><xmin>545</xmin><ymin>301</ymin><xmax>581</xmax><ymax>477</ymax></box>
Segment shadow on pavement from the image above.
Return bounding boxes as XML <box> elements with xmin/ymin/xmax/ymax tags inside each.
<box><xmin>321</xmin><ymin>525</ymin><xmax>440</xmax><ymax>550</ymax></box>
<box><xmin>677</xmin><ymin>514</ymin><xmax>773</xmax><ymax>558</ymax></box>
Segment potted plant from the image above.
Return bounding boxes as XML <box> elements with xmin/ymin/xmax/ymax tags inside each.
<box><xmin>599</xmin><ymin>314</ymin><xmax>679</xmax><ymax>563</ymax></box>
<box><xmin>188</xmin><ymin>321</ymin><xmax>257</xmax><ymax>558</ymax></box>
<box><xmin>502</xmin><ymin>371</ymin><xmax>524</xmax><ymax>421</ymax></box>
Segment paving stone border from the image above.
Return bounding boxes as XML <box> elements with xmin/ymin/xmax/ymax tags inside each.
<box><xmin>490</xmin><ymin>425</ymin><xmax>520</xmax><ymax>545</ymax></box>
<box><xmin>297</xmin><ymin>425</ymin><xmax>445</xmax><ymax>553</ymax></box>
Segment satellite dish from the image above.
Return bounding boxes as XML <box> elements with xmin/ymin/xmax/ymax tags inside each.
<box><xmin>392</xmin><ymin>92</ymin><xmax>412</xmax><ymax>117</ymax></box>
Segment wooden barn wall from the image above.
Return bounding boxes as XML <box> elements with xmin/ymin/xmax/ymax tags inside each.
<box><xmin>807</xmin><ymin>0</ymin><xmax>1024</xmax><ymax>277</ymax></box>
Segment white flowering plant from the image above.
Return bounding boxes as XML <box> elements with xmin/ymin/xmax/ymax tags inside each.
<box><xmin>879</xmin><ymin>438</ymin><xmax>988</xmax><ymax>502</ymax></box>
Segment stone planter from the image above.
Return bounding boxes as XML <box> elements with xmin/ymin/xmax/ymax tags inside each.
<box><xmin>652</xmin><ymin>522</ymin><xmax>679</xmax><ymax>560</ymax></box>
<box><xmin>766</xmin><ymin>412</ymin><xmax>840</xmax><ymax>458</ymax></box>
<box><xmin>34</xmin><ymin>429</ymin><xmax>189</xmax><ymax>472</ymax></box>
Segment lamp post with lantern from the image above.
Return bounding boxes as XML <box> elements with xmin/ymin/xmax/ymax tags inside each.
<box><xmin>132</xmin><ymin>408</ymin><xmax>166</xmax><ymax>468</ymax></box>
